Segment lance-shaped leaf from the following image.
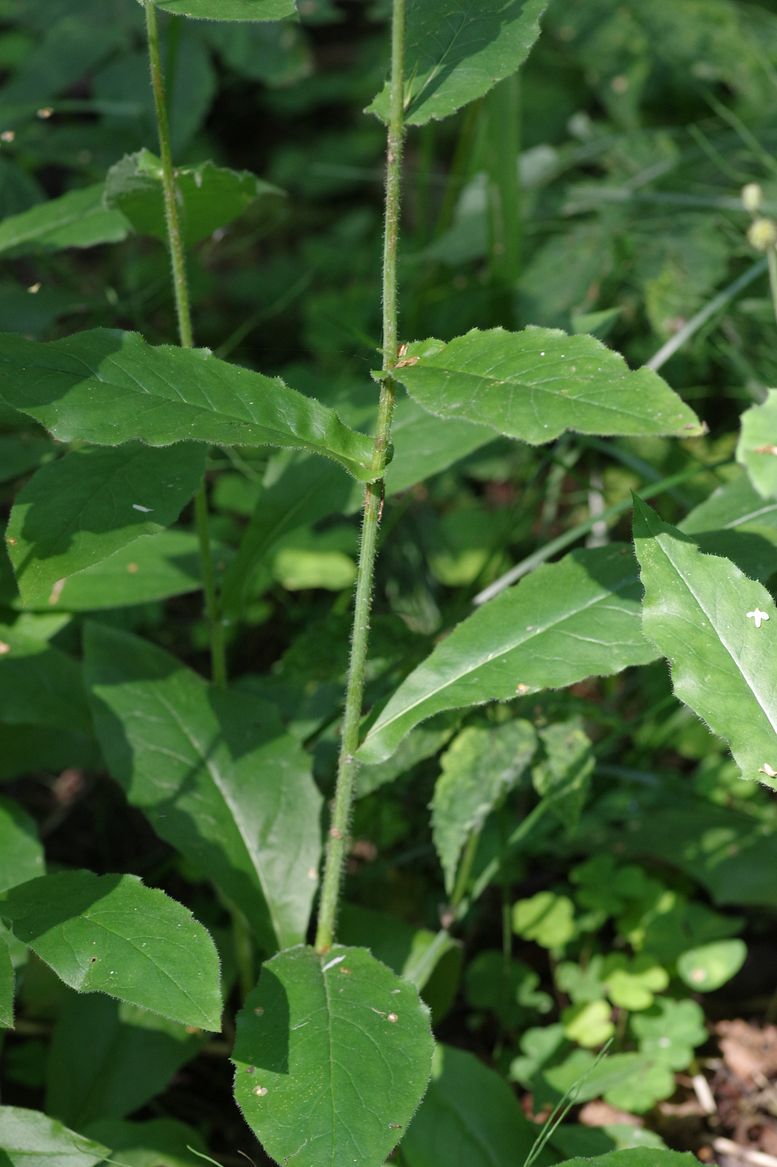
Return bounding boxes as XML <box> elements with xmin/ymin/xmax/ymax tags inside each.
<box><xmin>147</xmin><ymin>0</ymin><xmax>297</xmax><ymax>19</ymax></box>
<box><xmin>0</xmin><ymin>330</ymin><xmax>375</xmax><ymax>481</ymax></box>
<box><xmin>358</xmin><ymin>544</ymin><xmax>656</xmax><ymax>764</ymax></box>
<box><xmin>7</xmin><ymin>443</ymin><xmax>206</xmax><ymax>608</ymax></box>
<box><xmin>680</xmin><ymin>471</ymin><xmax>777</xmax><ymax>584</ymax></box>
<box><xmin>737</xmin><ymin>389</ymin><xmax>777</xmax><ymax>499</ymax></box>
<box><xmin>432</xmin><ymin>720</ymin><xmax>536</xmax><ymax>893</ymax></box>
<box><xmin>104</xmin><ymin>151</ymin><xmax>283</xmax><ymax>247</ymax></box>
<box><xmin>633</xmin><ymin>496</ymin><xmax>777</xmax><ymax>786</ymax></box>
<box><xmin>232</xmin><ymin>945</ymin><xmax>434</xmax><ymax>1167</ymax></box>
<box><xmin>0</xmin><ymin>1107</ymin><xmax>109</xmax><ymax>1167</ymax></box>
<box><xmin>84</xmin><ymin>624</ymin><xmax>322</xmax><ymax>951</ymax></box>
<box><xmin>564</xmin><ymin>1154</ymin><xmax>700</xmax><ymax>1167</ymax></box>
<box><xmin>395</xmin><ymin>328</ymin><xmax>703</xmax><ymax>444</ymax></box>
<box><xmin>0</xmin><ymin>185</ymin><xmax>129</xmax><ymax>258</ymax></box>
<box><xmin>369</xmin><ymin>0</ymin><xmax>548</xmax><ymax>126</ymax></box>
<box><xmin>0</xmin><ymin>871</ymin><xmax>222</xmax><ymax>1031</ymax></box>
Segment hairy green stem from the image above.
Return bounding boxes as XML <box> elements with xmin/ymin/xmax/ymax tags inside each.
<box><xmin>315</xmin><ymin>0</ymin><xmax>406</xmax><ymax>953</ymax></box>
<box><xmin>144</xmin><ymin>0</ymin><xmax>226</xmax><ymax>688</ymax></box>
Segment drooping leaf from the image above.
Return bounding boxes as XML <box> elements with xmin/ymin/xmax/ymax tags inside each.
<box><xmin>394</xmin><ymin>328</ymin><xmax>703</xmax><ymax>444</ymax></box>
<box><xmin>0</xmin><ymin>624</ymin><xmax>93</xmax><ymax>734</ymax></box>
<box><xmin>232</xmin><ymin>945</ymin><xmax>434</xmax><ymax>1167</ymax></box>
<box><xmin>41</xmin><ymin>530</ymin><xmax>212</xmax><ymax>611</ymax></box>
<box><xmin>431</xmin><ymin>720</ymin><xmax>536</xmax><ymax>893</ymax></box>
<box><xmin>84</xmin><ymin>624</ymin><xmax>322</xmax><ymax>951</ymax></box>
<box><xmin>0</xmin><ymin>871</ymin><xmax>222</xmax><ymax>1031</ymax></box>
<box><xmin>104</xmin><ymin>150</ymin><xmax>283</xmax><ymax>246</ymax></box>
<box><xmin>633</xmin><ymin>497</ymin><xmax>777</xmax><ymax>786</ymax></box>
<box><xmin>0</xmin><ymin>930</ymin><xmax>13</xmax><ymax>1027</ymax></box>
<box><xmin>46</xmin><ymin>995</ymin><xmax>205</xmax><ymax>1128</ymax></box>
<box><xmin>7</xmin><ymin>443</ymin><xmax>206</xmax><ymax>608</ymax></box>
<box><xmin>0</xmin><ymin>1107</ymin><xmax>109</xmax><ymax>1167</ymax></box>
<box><xmin>82</xmin><ymin>1118</ymin><xmax>209</xmax><ymax>1167</ymax></box>
<box><xmin>400</xmin><ymin>1044</ymin><xmax>541</xmax><ymax>1167</ymax></box>
<box><xmin>368</xmin><ymin>0</ymin><xmax>548</xmax><ymax>126</ymax></box>
<box><xmin>0</xmin><ymin>330</ymin><xmax>375</xmax><ymax>482</ymax></box>
<box><xmin>0</xmin><ymin>185</ymin><xmax>129</xmax><ymax>258</ymax></box>
<box><xmin>737</xmin><ymin>389</ymin><xmax>777</xmax><ymax>499</ymax></box>
<box><xmin>148</xmin><ymin>0</ymin><xmax>297</xmax><ymax>19</ymax></box>
<box><xmin>358</xmin><ymin>544</ymin><xmax>656</xmax><ymax>764</ymax></box>
<box><xmin>0</xmin><ymin>797</ymin><xmax>45</xmax><ymax>893</ymax></box>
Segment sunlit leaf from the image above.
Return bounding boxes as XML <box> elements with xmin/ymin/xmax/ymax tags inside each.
<box><xmin>633</xmin><ymin>497</ymin><xmax>777</xmax><ymax>786</ymax></box>
<box><xmin>148</xmin><ymin>0</ymin><xmax>297</xmax><ymax>19</ymax></box>
<box><xmin>359</xmin><ymin>544</ymin><xmax>655</xmax><ymax>764</ymax></box>
<box><xmin>737</xmin><ymin>389</ymin><xmax>777</xmax><ymax>499</ymax></box>
<box><xmin>395</xmin><ymin>328</ymin><xmax>703</xmax><ymax>444</ymax></box>
<box><xmin>232</xmin><ymin>945</ymin><xmax>434</xmax><ymax>1167</ymax></box>
<box><xmin>0</xmin><ymin>1106</ymin><xmax>108</xmax><ymax>1167</ymax></box>
<box><xmin>0</xmin><ymin>871</ymin><xmax>222</xmax><ymax>1030</ymax></box>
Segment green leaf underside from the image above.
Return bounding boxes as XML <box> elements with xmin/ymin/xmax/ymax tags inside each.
<box><xmin>0</xmin><ymin>871</ymin><xmax>222</xmax><ymax>1031</ymax></box>
<box><xmin>396</xmin><ymin>328</ymin><xmax>703</xmax><ymax>444</ymax></box>
<box><xmin>401</xmin><ymin>1044</ymin><xmax>541</xmax><ymax>1167</ymax></box>
<box><xmin>633</xmin><ymin>497</ymin><xmax>777</xmax><ymax>786</ymax></box>
<box><xmin>0</xmin><ymin>1106</ymin><xmax>109</xmax><ymax>1167</ymax></box>
<box><xmin>679</xmin><ymin>471</ymin><xmax>777</xmax><ymax>584</ymax></box>
<box><xmin>84</xmin><ymin>624</ymin><xmax>322</xmax><ymax>951</ymax></box>
<box><xmin>7</xmin><ymin>443</ymin><xmax>206</xmax><ymax>607</ymax></box>
<box><xmin>432</xmin><ymin>721</ymin><xmax>536</xmax><ymax>893</ymax></box>
<box><xmin>232</xmin><ymin>945</ymin><xmax>434</xmax><ymax>1167</ymax></box>
<box><xmin>104</xmin><ymin>150</ymin><xmax>282</xmax><ymax>246</ymax></box>
<box><xmin>368</xmin><ymin>0</ymin><xmax>548</xmax><ymax>126</ymax></box>
<box><xmin>149</xmin><ymin>0</ymin><xmax>297</xmax><ymax>19</ymax></box>
<box><xmin>0</xmin><ymin>185</ymin><xmax>129</xmax><ymax>258</ymax></box>
<box><xmin>39</xmin><ymin>530</ymin><xmax>210</xmax><ymax>611</ymax></box>
<box><xmin>358</xmin><ymin>544</ymin><xmax>655</xmax><ymax>764</ymax></box>
<box><xmin>0</xmin><ymin>330</ymin><xmax>374</xmax><ymax>481</ymax></box>
<box><xmin>737</xmin><ymin>389</ymin><xmax>777</xmax><ymax>500</ymax></box>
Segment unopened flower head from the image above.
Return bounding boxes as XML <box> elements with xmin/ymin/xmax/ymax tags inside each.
<box><xmin>747</xmin><ymin>216</ymin><xmax>777</xmax><ymax>252</ymax></box>
<box><xmin>741</xmin><ymin>182</ymin><xmax>763</xmax><ymax>213</ymax></box>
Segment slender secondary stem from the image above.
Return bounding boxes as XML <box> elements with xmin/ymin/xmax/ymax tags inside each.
<box><xmin>315</xmin><ymin>0</ymin><xmax>406</xmax><ymax>953</ymax></box>
<box><xmin>144</xmin><ymin>0</ymin><xmax>226</xmax><ymax>688</ymax></box>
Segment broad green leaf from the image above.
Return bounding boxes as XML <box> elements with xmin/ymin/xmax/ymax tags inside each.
<box><xmin>737</xmin><ymin>389</ymin><xmax>777</xmax><ymax>499</ymax></box>
<box><xmin>0</xmin><ymin>724</ymin><xmax>100</xmax><ymax>783</ymax></box>
<box><xmin>42</xmin><ymin>530</ymin><xmax>211</xmax><ymax>611</ymax></box>
<box><xmin>358</xmin><ymin>544</ymin><xmax>656</xmax><ymax>764</ymax></box>
<box><xmin>83</xmin><ymin>1118</ymin><xmax>209</xmax><ymax>1167</ymax></box>
<box><xmin>232</xmin><ymin>945</ymin><xmax>434</xmax><ymax>1167</ymax></box>
<box><xmin>633</xmin><ymin>497</ymin><xmax>777</xmax><ymax>786</ymax></box>
<box><xmin>46</xmin><ymin>995</ymin><xmax>204</xmax><ymax>1127</ymax></box>
<box><xmin>0</xmin><ymin>330</ymin><xmax>375</xmax><ymax>482</ymax></box>
<box><xmin>104</xmin><ymin>150</ymin><xmax>282</xmax><ymax>246</ymax></box>
<box><xmin>631</xmin><ymin>999</ymin><xmax>706</xmax><ymax>1071</ymax></box>
<box><xmin>0</xmin><ymin>930</ymin><xmax>13</xmax><ymax>1027</ymax></box>
<box><xmin>0</xmin><ymin>185</ymin><xmax>128</xmax><ymax>258</ymax></box>
<box><xmin>148</xmin><ymin>0</ymin><xmax>297</xmax><ymax>18</ymax></box>
<box><xmin>0</xmin><ymin>797</ymin><xmax>45</xmax><ymax>893</ymax></box>
<box><xmin>395</xmin><ymin>328</ymin><xmax>703</xmax><ymax>444</ymax></box>
<box><xmin>401</xmin><ymin>1044</ymin><xmax>541</xmax><ymax>1167</ymax></box>
<box><xmin>0</xmin><ymin>1107</ymin><xmax>109</xmax><ymax>1167</ymax></box>
<box><xmin>385</xmin><ymin>398</ymin><xmax>492</xmax><ymax>495</ymax></box>
<box><xmin>84</xmin><ymin>624</ymin><xmax>322</xmax><ymax>951</ymax></box>
<box><xmin>0</xmin><ymin>624</ymin><xmax>93</xmax><ymax>734</ymax></box>
<box><xmin>0</xmin><ymin>870</ymin><xmax>222</xmax><ymax>1031</ymax></box>
<box><xmin>7</xmin><ymin>443</ymin><xmax>206</xmax><ymax>608</ymax></box>
<box><xmin>676</xmin><ymin>939</ymin><xmax>747</xmax><ymax>992</ymax></box>
<box><xmin>561</xmin><ymin>1000</ymin><xmax>615</xmax><ymax>1047</ymax></box>
<box><xmin>431</xmin><ymin>720</ymin><xmax>536</xmax><ymax>893</ymax></box>
<box><xmin>563</xmin><ymin>1153</ymin><xmax>700</xmax><ymax>1167</ymax></box>
<box><xmin>368</xmin><ymin>0</ymin><xmax>548</xmax><ymax>126</ymax></box>
<box><xmin>513</xmin><ymin>891</ymin><xmax>576</xmax><ymax>949</ymax></box>
<box><xmin>0</xmin><ymin>433</ymin><xmax>55</xmax><ymax>485</ymax></box>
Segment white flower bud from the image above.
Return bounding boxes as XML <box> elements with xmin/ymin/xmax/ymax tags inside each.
<box><xmin>741</xmin><ymin>182</ymin><xmax>764</xmax><ymax>213</ymax></box>
<box><xmin>747</xmin><ymin>216</ymin><xmax>777</xmax><ymax>252</ymax></box>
